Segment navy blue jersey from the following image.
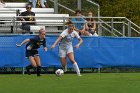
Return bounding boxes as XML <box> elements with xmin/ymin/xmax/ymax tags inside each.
<box><xmin>26</xmin><ymin>36</ymin><xmax>46</xmax><ymax>50</ymax></box>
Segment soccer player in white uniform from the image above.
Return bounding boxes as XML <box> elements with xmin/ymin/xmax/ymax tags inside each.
<box><xmin>51</xmin><ymin>21</ymin><xmax>83</xmax><ymax>76</ymax></box>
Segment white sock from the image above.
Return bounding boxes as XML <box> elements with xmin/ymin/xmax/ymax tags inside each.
<box><xmin>63</xmin><ymin>65</ymin><xmax>67</xmax><ymax>72</ymax></box>
<box><xmin>73</xmin><ymin>62</ymin><xmax>80</xmax><ymax>75</ymax></box>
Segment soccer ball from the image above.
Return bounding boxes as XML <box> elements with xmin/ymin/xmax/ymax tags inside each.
<box><xmin>55</xmin><ymin>69</ymin><xmax>64</xmax><ymax>76</ymax></box>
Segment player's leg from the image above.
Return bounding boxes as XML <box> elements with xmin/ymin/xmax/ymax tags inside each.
<box><xmin>34</xmin><ymin>55</ymin><xmax>41</xmax><ymax>66</ymax></box>
<box><xmin>26</xmin><ymin>50</ymin><xmax>37</xmax><ymax>75</ymax></box>
<box><xmin>33</xmin><ymin>50</ymin><xmax>41</xmax><ymax>76</ymax></box>
<box><xmin>59</xmin><ymin>47</ymin><xmax>67</xmax><ymax>72</ymax></box>
<box><xmin>67</xmin><ymin>52</ymin><xmax>81</xmax><ymax>76</ymax></box>
<box><xmin>29</xmin><ymin>56</ymin><xmax>38</xmax><ymax>67</ymax></box>
<box><xmin>25</xmin><ymin>64</ymin><xmax>32</xmax><ymax>75</ymax></box>
<box><xmin>26</xmin><ymin>56</ymin><xmax>37</xmax><ymax>75</ymax></box>
<box><xmin>60</xmin><ymin>57</ymin><xmax>67</xmax><ymax>72</ymax></box>
<box><xmin>34</xmin><ymin>55</ymin><xmax>41</xmax><ymax>76</ymax></box>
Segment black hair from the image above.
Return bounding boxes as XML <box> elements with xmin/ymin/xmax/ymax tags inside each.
<box><xmin>26</xmin><ymin>3</ymin><xmax>32</xmax><ymax>8</ymax></box>
<box><xmin>75</xmin><ymin>9</ymin><xmax>81</xmax><ymax>14</ymax></box>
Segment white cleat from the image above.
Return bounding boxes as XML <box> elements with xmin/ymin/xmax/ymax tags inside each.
<box><xmin>77</xmin><ymin>74</ymin><xmax>82</xmax><ymax>76</ymax></box>
<box><xmin>63</xmin><ymin>65</ymin><xmax>67</xmax><ymax>72</ymax></box>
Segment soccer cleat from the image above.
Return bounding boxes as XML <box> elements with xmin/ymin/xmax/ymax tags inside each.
<box><xmin>77</xmin><ymin>74</ymin><xmax>82</xmax><ymax>76</ymax></box>
<box><xmin>37</xmin><ymin>73</ymin><xmax>41</xmax><ymax>77</ymax></box>
<box><xmin>26</xmin><ymin>67</ymin><xmax>31</xmax><ymax>75</ymax></box>
<box><xmin>26</xmin><ymin>65</ymin><xmax>33</xmax><ymax>75</ymax></box>
<box><xmin>37</xmin><ymin>66</ymin><xmax>41</xmax><ymax>77</ymax></box>
<box><xmin>63</xmin><ymin>65</ymin><xmax>67</xmax><ymax>72</ymax></box>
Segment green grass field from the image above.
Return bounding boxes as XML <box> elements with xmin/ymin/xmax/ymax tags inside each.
<box><xmin>0</xmin><ymin>73</ymin><xmax>140</xmax><ymax>93</ymax></box>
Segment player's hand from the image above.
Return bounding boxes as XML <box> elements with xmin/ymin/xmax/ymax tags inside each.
<box><xmin>51</xmin><ymin>45</ymin><xmax>55</xmax><ymax>49</ymax></box>
<box><xmin>44</xmin><ymin>47</ymin><xmax>47</xmax><ymax>52</ymax></box>
<box><xmin>16</xmin><ymin>44</ymin><xmax>21</xmax><ymax>47</ymax></box>
<box><xmin>74</xmin><ymin>44</ymin><xmax>79</xmax><ymax>49</ymax></box>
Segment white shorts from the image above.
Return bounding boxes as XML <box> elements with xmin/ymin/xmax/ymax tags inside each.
<box><xmin>59</xmin><ymin>45</ymin><xmax>73</xmax><ymax>57</ymax></box>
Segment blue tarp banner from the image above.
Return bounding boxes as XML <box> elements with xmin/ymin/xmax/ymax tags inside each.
<box><xmin>0</xmin><ymin>35</ymin><xmax>140</xmax><ymax>68</ymax></box>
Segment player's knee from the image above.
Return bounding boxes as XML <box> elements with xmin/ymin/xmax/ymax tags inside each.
<box><xmin>32</xmin><ymin>64</ymin><xmax>37</xmax><ymax>67</ymax></box>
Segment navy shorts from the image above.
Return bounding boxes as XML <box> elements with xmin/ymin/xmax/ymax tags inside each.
<box><xmin>26</xmin><ymin>50</ymin><xmax>39</xmax><ymax>58</ymax></box>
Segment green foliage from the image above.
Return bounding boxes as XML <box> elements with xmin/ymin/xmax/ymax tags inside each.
<box><xmin>94</xmin><ymin>0</ymin><xmax>140</xmax><ymax>26</ymax></box>
<box><xmin>4</xmin><ymin>0</ymin><xmax>26</xmax><ymax>2</ymax></box>
<box><xmin>57</xmin><ymin>0</ymin><xmax>140</xmax><ymax>26</ymax></box>
<box><xmin>4</xmin><ymin>0</ymin><xmax>140</xmax><ymax>26</ymax></box>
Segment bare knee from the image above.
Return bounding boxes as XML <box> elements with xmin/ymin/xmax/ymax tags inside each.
<box><xmin>32</xmin><ymin>63</ymin><xmax>37</xmax><ymax>67</ymax></box>
<box><xmin>29</xmin><ymin>57</ymin><xmax>38</xmax><ymax>67</ymax></box>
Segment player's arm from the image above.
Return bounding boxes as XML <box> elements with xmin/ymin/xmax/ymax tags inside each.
<box><xmin>75</xmin><ymin>37</ymin><xmax>83</xmax><ymax>48</ymax></box>
<box><xmin>51</xmin><ymin>30</ymin><xmax>66</xmax><ymax>49</ymax></box>
<box><xmin>16</xmin><ymin>39</ymin><xmax>30</xmax><ymax>47</ymax></box>
<box><xmin>43</xmin><ymin>39</ymin><xmax>47</xmax><ymax>51</ymax></box>
<box><xmin>51</xmin><ymin>36</ymin><xmax>62</xmax><ymax>49</ymax></box>
<box><xmin>74</xmin><ymin>31</ymin><xmax>83</xmax><ymax>48</ymax></box>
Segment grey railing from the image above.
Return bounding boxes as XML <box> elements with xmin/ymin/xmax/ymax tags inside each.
<box><xmin>0</xmin><ymin>16</ymin><xmax>140</xmax><ymax>37</ymax></box>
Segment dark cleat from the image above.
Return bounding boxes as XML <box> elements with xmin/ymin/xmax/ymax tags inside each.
<box><xmin>26</xmin><ymin>67</ymin><xmax>31</xmax><ymax>75</ymax></box>
<box><xmin>37</xmin><ymin>74</ymin><xmax>41</xmax><ymax>77</ymax></box>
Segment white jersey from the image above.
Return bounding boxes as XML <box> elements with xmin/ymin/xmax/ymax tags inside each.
<box><xmin>59</xmin><ymin>29</ymin><xmax>80</xmax><ymax>57</ymax></box>
<box><xmin>60</xmin><ymin>29</ymin><xmax>80</xmax><ymax>46</ymax></box>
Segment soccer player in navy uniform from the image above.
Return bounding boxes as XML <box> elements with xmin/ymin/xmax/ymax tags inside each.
<box><xmin>16</xmin><ymin>29</ymin><xmax>47</xmax><ymax>76</ymax></box>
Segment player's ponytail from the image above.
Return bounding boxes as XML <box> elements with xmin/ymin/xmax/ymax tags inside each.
<box><xmin>65</xmin><ymin>20</ymin><xmax>73</xmax><ymax>25</ymax></box>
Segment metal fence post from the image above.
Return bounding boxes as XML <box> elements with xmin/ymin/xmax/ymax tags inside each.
<box><xmin>98</xmin><ymin>20</ymin><xmax>102</xmax><ymax>36</ymax></box>
<box><xmin>128</xmin><ymin>21</ymin><xmax>131</xmax><ymax>37</ymax></box>
<box><xmin>97</xmin><ymin>5</ymin><xmax>101</xmax><ymax>36</ymax></box>
<box><xmin>77</xmin><ymin>0</ymin><xmax>81</xmax><ymax>10</ymax></box>
<box><xmin>63</xmin><ymin>17</ymin><xmax>66</xmax><ymax>30</ymax></box>
<box><xmin>54</xmin><ymin>0</ymin><xmax>58</xmax><ymax>14</ymax></box>
<box><xmin>111</xmin><ymin>18</ymin><xmax>114</xmax><ymax>36</ymax></box>
<box><xmin>22</xmin><ymin>67</ymin><xmax>25</xmax><ymax>75</ymax></box>
<box><xmin>98</xmin><ymin>67</ymin><xmax>101</xmax><ymax>73</ymax></box>
<box><xmin>123</xmin><ymin>22</ymin><xmax>125</xmax><ymax>37</ymax></box>
<box><xmin>13</xmin><ymin>17</ymin><xmax>16</xmax><ymax>33</ymax></box>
